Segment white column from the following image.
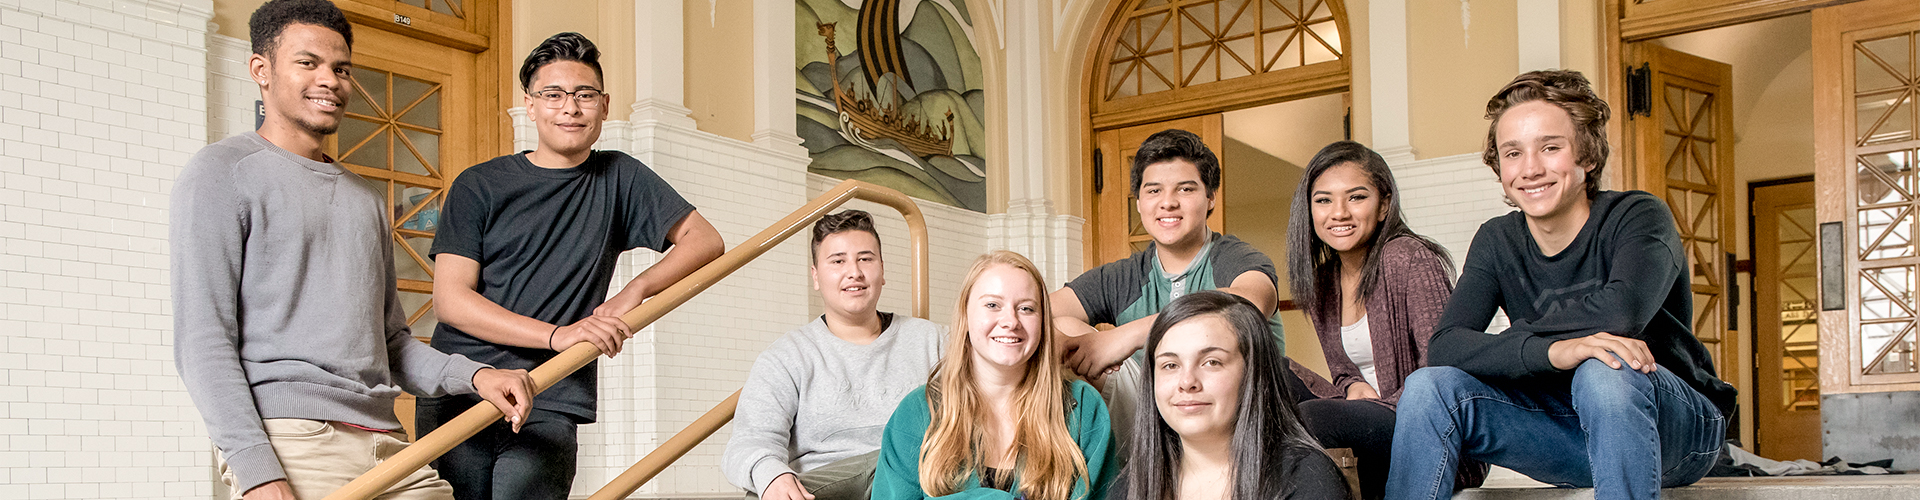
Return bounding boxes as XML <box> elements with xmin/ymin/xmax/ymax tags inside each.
<box><xmin>985</xmin><ymin>0</ymin><xmax>1077</xmax><ymax>278</ymax></box>
<box><xmin>753</xmin><ymin>0</ymin><xmax>809</xmax><ymax>157</ymax></box>
<box><xmin>631</xmin><ymin>0</ymin><xmax>697</xmax><ymax>128</ymax></box>
<box><xmin>1368</xmin><ymin>0</ymin><xmax>1416</xmax><ymax>164</ymax></box>
<box><xmin>1517</xmin><ymin>0</ymin><xmax>1561</xmax><ymax>73</ymax></box>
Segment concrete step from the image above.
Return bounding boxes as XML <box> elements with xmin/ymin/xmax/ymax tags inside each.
<box><xmin>1455</xmin><ymin>475</ymin><xmax>1920</xmax><ymax>499</ymax></box>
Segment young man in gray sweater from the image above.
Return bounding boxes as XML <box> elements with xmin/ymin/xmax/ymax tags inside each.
<box><xmin>170</xmin><ymin>2</ymin><xmax>534</xmax><ymax>499</ymax></box>
<box><xmin>722</xmin><ymin>210</ymin><xmax>946</xmax><ymax>500</ymax></box>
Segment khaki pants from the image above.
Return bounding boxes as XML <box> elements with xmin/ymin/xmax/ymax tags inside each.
<box><xmin>746</xmin><ymin>451</ymin><xmax>880</xmax><ymax>500</ymax></box>
<box><xmin>1098</xmin><ymin>357</ymin><xmax>1145</xmax><ymax>457</ymax></box>
<box><xmin>218</xmin><ymin>419</ymin><xmax>455</xmax><ymax>500</ymax></box>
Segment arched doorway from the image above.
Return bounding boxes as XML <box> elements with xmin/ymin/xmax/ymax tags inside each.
<box><xmin>1081</xmin><ymin>0</ymin><xmax>1351</xmax><ymax>368</ymax></box>
<box><xmin>1083</xmin><ymin>0</ymin><xmax>1351</xmax><ymax>265</ymax></box>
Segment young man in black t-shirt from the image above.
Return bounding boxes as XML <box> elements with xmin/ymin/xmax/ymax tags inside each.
<box><xmin>419</xmin><ymin>32</ymin><xmax>725</xmax><ymax>500</ymax></box>
<box><xmin>1386</xmin><ymin>70</ymin><xmax>1735</xmax><ymax>500</ymax></box>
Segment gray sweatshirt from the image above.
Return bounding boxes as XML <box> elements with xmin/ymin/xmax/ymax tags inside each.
<box><xmin>723</xmin><ymin>314</ymin><xmax>945</xmax><ymax>495</ymax></box>
<box><xmin>171</xmin><ymin>133</ymin><xmax>487</xmax><ymax>493</ymax></box>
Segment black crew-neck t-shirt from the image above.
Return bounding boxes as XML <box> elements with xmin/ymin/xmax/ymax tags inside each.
<box><xmin>427</xmin><ymin>150</ymin><xmax>695</xmax><ymax>422</ymax></box>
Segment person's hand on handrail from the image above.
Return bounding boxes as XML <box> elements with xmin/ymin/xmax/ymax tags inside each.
<box><xmin>472</xmin><ymin>368</ymin><xmax>535</xmax><ymax>432</ymax></box>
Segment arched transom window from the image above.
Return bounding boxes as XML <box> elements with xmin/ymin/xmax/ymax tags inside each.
<box><xmin>1091</xmin><ymin>0</ymin><xmax>1348</xmax><ymax>128</ymax></box>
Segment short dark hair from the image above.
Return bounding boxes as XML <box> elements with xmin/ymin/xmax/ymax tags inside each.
<box><xmin>1483</xmin><ymin>70</ymin><xmax>1612</xmax><ymax>199</ymax></box>
<box><xmin>1131</xmin><ymin>129</ymin><xmax>1222</xmax><ymax>198</ymax></box>
<box><xmin>249</xmin><ymin>0</ymin><xmax>353</xmax><ymax>56</ymax></box>
<box><xmin>1130</xmin><ymin>291</ymin><xmax>1329</xmax><ymax>500</ymax></box>
<box><xmin>520</xmin><ymin>32</ymin><xmax>604</xmax><ymax>91</ymax></box>
<box><xmin>810</xmin><ymin>209</ymin><xmax>880</xmax><ymax>262</ymax></box>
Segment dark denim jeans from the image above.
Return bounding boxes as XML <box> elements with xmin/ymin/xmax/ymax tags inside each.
<box><xmin>1386</xmin><ymin>357</ymin><xmax>1724</xmax><ymax>500</ymax></box>
<box><xmin>416</xmin><ymin>402</ymin><xmax>579</xmax><ymax>500</ymax></box>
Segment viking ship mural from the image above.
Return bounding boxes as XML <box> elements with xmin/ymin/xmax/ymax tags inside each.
<box><xmin>796</xmin><ymin>0</ymin><xmax>985</xmax><ymax>212</ymax></box>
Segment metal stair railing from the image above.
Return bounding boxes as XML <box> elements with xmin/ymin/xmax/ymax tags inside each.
<box><xmin>325</xmin><ymin>180</ymin><xmax>931</xmax><ymax>500</ymax></box>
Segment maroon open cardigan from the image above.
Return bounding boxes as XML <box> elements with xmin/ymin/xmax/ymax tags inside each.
<box><xmin>1292</xmin><ymin>235</ymin><xmax>1453</xmax><ymax>409</ymax></box>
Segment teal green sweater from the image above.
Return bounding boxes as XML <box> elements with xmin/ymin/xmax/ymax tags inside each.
<box><xmin>873</xmin><ymin>380</ymin><xmax>1117</xmax><ymax>500</ymax></box>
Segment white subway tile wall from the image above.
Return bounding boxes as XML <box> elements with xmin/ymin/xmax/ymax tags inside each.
<box><xmin>1</xmin><ymin>0</ymin><xmax>215</xmax><ymax>498</ymax></box>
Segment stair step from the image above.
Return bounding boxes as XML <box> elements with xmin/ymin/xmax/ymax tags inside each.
<box><xmin>1456</xmin><ymin>476</ymin><xmax>1920</xmax><ymax>500</ymax></box>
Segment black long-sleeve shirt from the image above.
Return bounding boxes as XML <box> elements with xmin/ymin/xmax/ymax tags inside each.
<box><xmin>1429</xmin><ymin>190</ymin><xmax>1737</xmax><ymax>417</ymax></box>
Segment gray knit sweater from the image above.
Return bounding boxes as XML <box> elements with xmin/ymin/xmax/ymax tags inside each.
<box><xmin>171</xmin><ymin>133</ymin><xmax>487</xmax><ymax>493</ymax></box>
<box><xmin>723</xmin><ymin>314</ymin><xmax>945</xmax><ymax>495</ymax></box>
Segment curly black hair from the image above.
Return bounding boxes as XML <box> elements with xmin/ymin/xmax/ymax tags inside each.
<box><xmin>520</xmin><ymin>32</ymin><xmax>605</xmax><ymax>91</ymax></box>
<box><xmin>249</xmin><ymin>0</ymin><xmax>353</xmax><ymax>56</ymax></box>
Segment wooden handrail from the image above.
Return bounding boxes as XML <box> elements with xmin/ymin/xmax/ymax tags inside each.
<box><xmin>326</xmin><ymin>180</ymin><xmax>931</xmax><ymax>500</ymax></box>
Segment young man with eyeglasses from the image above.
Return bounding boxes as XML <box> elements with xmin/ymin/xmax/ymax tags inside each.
<box><xmin>172</xmin><ymin>1</ymin><xmax>536</xmax><ymax>499</ymax></box>
<box><xmin>419</xmin><ymin>32</ymin><xmax>726</xmax><ymax>499</ymax></box>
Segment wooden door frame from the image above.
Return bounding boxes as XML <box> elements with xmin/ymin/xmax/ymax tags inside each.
<box><xmin>337</xmin><ymin>0</ymin><xmax>517</xmax><ymax>178</ymax></box>
<box><xmin>1602</xmin><ymin>0</ymin><xmax>1857</xmax><ymax>192</ymax></box>
<box><xmin>1813</xmin><ymin>0</ymin><xmax>1920</xmax><ymax>393</ymax></box>
<box><xmin>1079</xmin><ymin>0</ymin><xmax>1353</xmax><ymax>267</ymax></box>
<box><xmin>1748</xmin><ymin>175</ymin><xmax>1822</xmax><ymax>460</ymax></box>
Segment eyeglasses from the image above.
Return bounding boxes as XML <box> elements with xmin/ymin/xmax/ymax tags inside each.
<box><xmin>532</xmin><ymin>88</ymin><xmax>606</xmax><ymax>109</ymax></box>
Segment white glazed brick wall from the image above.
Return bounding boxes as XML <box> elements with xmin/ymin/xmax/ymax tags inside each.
<box><xmin>0</xmin><ymin>0</ymin><xmax>214</xmax><ymax>498</ymax></box>
<box><xmin>205</xmin><ymin>34</ymin><xmax>251</xmax><ymax>146</ymax></box>
<box><xmin>1393</xmin><ymin>152</ymin><xmax>1515</xmax><ymax>331</ymax></box>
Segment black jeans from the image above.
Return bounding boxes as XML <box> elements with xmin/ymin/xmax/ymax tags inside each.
<box><xmin>1281</xmin><ymin>358</ymin><xmax>1396</xmax><ymax>500</ymax></box>
<box><xmin>416</xmin><ymin>399</ymin><xmax>579</xmax><ymax>500</ymax></box>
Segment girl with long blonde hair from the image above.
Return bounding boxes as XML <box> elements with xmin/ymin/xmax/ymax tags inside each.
<box><xmin>872</xmin><ymin>250</ymin><xmax>1118</xmax><ymax>500</ymax></box>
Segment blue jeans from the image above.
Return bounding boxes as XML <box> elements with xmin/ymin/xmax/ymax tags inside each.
<box><xmin>1386</xmin><ymin>358</ymin><xmax>1724</xmax><ymax>500</ymax></box>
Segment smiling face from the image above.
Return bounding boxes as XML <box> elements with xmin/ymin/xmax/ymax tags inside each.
<box><xmin>1152</xmin><ymin>314</ymin><xmax>1244</xmax><ymax>444</ymax></box>
<box><xmin>1495</xmin><ymin>101</ymin><xmax>1594</xmax><ymax>226</ymax></box>
<box><xmin>523</xmin><ymin>60</ymin><xmax>607</xmax><ymax>159</ymax></box>
<box><xmin>1135</xmin><ymin>159</ymin><xmax>1215</xmax><ymax>250</ymax></box>
<box><xmin>811</xmin><ymin>230</ymin><xmax>885</xmax><ymax>321</ymax></box>
<box><xmin>965</xmin><ymin>263</ymin><xmax>1045</xmax><ymax>373</ymax></box>
<box><xmin>251</xmin><ymin>23</ymin><xmax>352</xmax><ymax>139</ymax></box>
<box><xmin>1310</xmin><ymin>162</ymin><xmax>1386</xmax><ymax>259</ymax></box>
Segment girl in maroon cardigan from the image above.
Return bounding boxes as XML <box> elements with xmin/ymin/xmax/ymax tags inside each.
<box><xmin>1282</xmin><ymin>141</ymin><xmax>1479</xmax><ymax>499</ymax></box>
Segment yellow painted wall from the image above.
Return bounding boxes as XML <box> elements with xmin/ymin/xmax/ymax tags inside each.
<box><xmin>683</xmin><ymin>0</ymin><xmax>755</xmax><ymax>141</ymax></box>
<box><xmin>1407</xmin><ymin>0</ymin><xmax>1517</xmax><ymax>160</ymax></box>
<box><xmin>510</xmin><ymin>0</ymin><xmax>628</xmax><ymax>119</ymax></box>
<box><xmin>211</xmin><ymin>0</ymin><xmax>264</xmax><ymax>41</ymax></box>
<box><xmin>1348</xmin><ymin>0</ymin><xmax>1372</xmax><ymax>148</ymax></box>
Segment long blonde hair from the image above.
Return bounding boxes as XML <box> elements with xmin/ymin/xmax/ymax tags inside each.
<box><xmin>919</xmin><ymin>251</ymin><xmax>1090</xmax><ymax>500</ymax></box>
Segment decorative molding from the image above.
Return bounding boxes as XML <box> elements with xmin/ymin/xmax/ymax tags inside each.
<box><xmin>1368</xmin><ymin>0</ymin><xmax>1414</xmax><ymax>159</ymax></box>
<box><xmin>1517</xmin><ymin>0</ymin><xmax>1561</xmax><ymax>72</ymax></box>
<box><xmin>633</xmin><ymin>0</ymin><xmax>688</xmax><ymax>119</ymax></box>
<box><xmin>1052</xmin><ymin>0</ymin><xmax>1098</xmax><ymax>50</ymax></box>
<box><xmin>987</xmin><ymin>198</ymin><xmax>1084</xmax><ymax>286</ymax></box>
<box><xmin>752</xmin><ymin>0</ymin><xmax>805</xmax><ymax>159</ymax></box>
<box><xmin>1378</xmin><ymin>145</ymin><xmax>1419</xmax><ymax>167</ymax></box>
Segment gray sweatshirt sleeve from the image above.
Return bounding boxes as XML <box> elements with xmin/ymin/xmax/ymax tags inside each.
<box><xmin>170</xmin><ymin>165</ymin><xmax>284</xmax><ymax>493</ymax></box>
<box><xmin>723</xmin><ymin>341</ymin><xmax>804</xmax><ymax>495</ymax></box>
<box><xmin>379</xmin><ymin>250</ymin><xmax>484</xmax><ymax>397</ymax></box>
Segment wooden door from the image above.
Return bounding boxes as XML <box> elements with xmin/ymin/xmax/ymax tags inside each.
<box><xmin>1814</xmin><ymin>0</ymin><xmax>1920</xmax><ymax>393</ymax></box>
<box><xmin>1089</xmin><ymin>115</ymin><xmax>1226</xmax><ymax>267</ymax></box>
<box><xmin>1629</xmin><ymin>44</ymin><xmax>1738</xmax><ymax>384</ymax></box>
<box><xmin>1753</xmin><ymin>179</ymin><xmax>1822</xmax><ymax>461</ymax></box>
<box><xmin>333</xmin><ymin>23</ymin><xmax>488</xmax><ymax>440</ymax></box>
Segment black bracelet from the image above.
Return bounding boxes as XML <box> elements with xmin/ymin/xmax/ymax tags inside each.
<box><xmin>548</xmin><ymin>325</ymin><xmax>560</xmax><ymax>351</ymax></box>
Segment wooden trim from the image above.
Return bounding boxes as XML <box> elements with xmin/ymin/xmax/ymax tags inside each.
<box><xmin>1091</xmin><ymin>61</ymin><xmax>1348</xmax><ymax>129</ymax></box>
<box><xmin>337</xmin><ymin>1</ymin><xmax>489</xmax><ymax>53</ymax></box>
<box><xmin>1813</xmin><ymin>0</ymin><xmax>1920</xmax><ymax>394</ymax></box>
<box><xmin>1088</xmin><ymin>0</ymin><xmax>1352</xmax><ymax>131</ymax></box>
<box><xmin>1620</xmin><ymin>0</ymin><xmax>1855</xmax><ymax>41</ymax></box>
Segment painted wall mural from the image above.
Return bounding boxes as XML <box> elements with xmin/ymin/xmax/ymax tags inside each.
<box><xmin>796</xmin><ymin>0</ymin><xmax>986</xmax><ymax>212</ymax></box>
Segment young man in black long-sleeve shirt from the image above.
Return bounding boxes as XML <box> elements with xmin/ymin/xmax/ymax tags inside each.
<box><xmin>1385</xmin><ymin>70</ymin><xmax>1736</xmax><ymax>500</ymax></box>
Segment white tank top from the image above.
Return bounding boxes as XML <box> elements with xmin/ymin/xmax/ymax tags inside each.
<box><xmin>1341</xmin><ymin>315</ymin><xmax>1379</xmax><ymax>389</ymax></box>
